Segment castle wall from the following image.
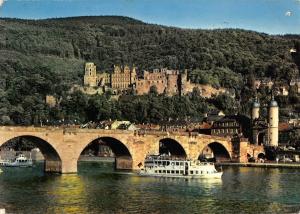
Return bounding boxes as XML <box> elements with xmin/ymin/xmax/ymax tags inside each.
<box><xmin>84</xmin><ymin>75</ymin><xmax>97</xmax><ymax>87</ymax></box>
<box><xmin>166</xmin><ymin>74</ymin><xmax>179</xmax><ymax>95</ymax></box>
<box><xmin>135</xmin><ymin>79</ymin><xmax>166</xmax><ymax>95</ymax></box>
<box><xmin>96</xmin><ymin>73</ymin><xmax>110</xmax><ymax>86</ymax></box>
<box><xmin>182</xmin><ymin>82</ymin><xmax>226</xmax><ymax>98</ymax></box>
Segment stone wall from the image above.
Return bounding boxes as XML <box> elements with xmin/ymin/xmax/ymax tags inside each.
<box><xmin>182</xmin><ymin>82</ymin><xmax>226</xmax><ymax>98</ymax></box>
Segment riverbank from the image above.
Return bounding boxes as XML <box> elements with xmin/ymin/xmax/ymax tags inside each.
<box><xmin>216</xmin><ymin>162</ymin><xmax>300</xmax><ymax>169</ymax></box>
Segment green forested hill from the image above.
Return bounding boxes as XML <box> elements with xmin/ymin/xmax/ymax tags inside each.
<box><xmin>0</xmin><ymin>16</ymin><xmax>299</xmax><ymax>125</ymax></box>
<box><xmin>1</xmin><ymin>16</ymin><xmax>299</xmax><ymax>77</ymax></box>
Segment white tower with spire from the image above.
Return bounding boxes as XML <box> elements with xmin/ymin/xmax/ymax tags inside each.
<box><xmin>268</xmin><ymin>96</ymin><xmax>279</xmax><ymax>147</ymax></box>
<box><xmin>252</xmin><ymin>97</ymin><xmax>260</xmax><ymax>120</ymax></box>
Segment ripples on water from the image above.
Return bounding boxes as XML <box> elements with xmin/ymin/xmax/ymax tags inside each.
<box><xmin>1</xmin><ymin>162</ymin><xmax>300</xmax><ymax>213</ymax></box>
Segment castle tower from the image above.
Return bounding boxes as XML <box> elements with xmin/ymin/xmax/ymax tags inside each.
<box><xmin>251</xmin><ymin>97</ymin><xmax>260</xmax><ymax>120</ymax></box>
<box><xmin>124</xmin><ymin>65</ymin><xmax>130</xmax><ymax>74</ymax></box>
<box><xmin>268</xmin><ymin>96</ymin><xmax>279</xmax><ymax>147</ymax></box>
<box><xmin>84</xmin><ymin>62</ymin><xmax>97</xmax><ymax>87</ymax></box>
<box><xmin>130</xmin><ymin>66</ymin><xmax>137</xmax><ymax>86</ymax></box>
<box><xmin>114</xmin><ymin>65</ymin><xmax>121</xmax><ymax>73</ymax></box>
<box><xmin>180</xmin><ymin>69</ymin><xmax>188</xmax><ymax>96</ymax></box>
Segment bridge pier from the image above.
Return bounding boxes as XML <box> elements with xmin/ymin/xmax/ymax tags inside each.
<box><xmin>60</xmin><ymin>158</ymin><xmax>78</xmax><ymax>174</ymax></box>
<box><xmin>115</xmin><ymin>157</ymin><xmax>133</xmax><ymax>170</ymax></box>
<box><xmin>44</xmin><ymin>160</ymin><xmax>62</xmax><ymax>173</ymax></box>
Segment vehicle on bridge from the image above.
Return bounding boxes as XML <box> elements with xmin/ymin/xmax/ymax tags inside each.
<box><xmin>139</xmin><ymin>155</ymin><xmax>222</xmax><ymax>178</ymax></box>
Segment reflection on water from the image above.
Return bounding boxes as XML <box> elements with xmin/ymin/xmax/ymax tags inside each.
<box><xmin>45</xmin><ymin>174</ymin><xmax>88</xmax><ymax>214</ymax></box>
<box><xmin>1</xmin><ymin>162</ymin><xmax>300</xmax><ymax>213</ymax></box>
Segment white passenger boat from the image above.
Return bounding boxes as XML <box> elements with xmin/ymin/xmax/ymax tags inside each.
<box><xmin>0</xmin><ymin>159</ymin><xmax>10</xmax><ymax>166</ymax></box>
<box><xmin>0</xmin><ymin>154</ymin><xmax>33</xmax><ymax>167</ymax></box>
<box><xmin>139</xmin><ymin>155</ymin><xmax>222</xmax><ymax>179</ymax></box>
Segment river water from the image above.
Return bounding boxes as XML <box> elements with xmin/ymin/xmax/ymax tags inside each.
<box><xmin>1</xmin><ymin>162</ymin><xmax>300</xmax><ymax>214</ymax></box>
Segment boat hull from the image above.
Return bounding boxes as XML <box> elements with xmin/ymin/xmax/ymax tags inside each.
<box><xmin>138</xmin><ymin>171</ymin><xmax>223</xmax><ymax>179</ymax></box>
<box><xmin>3</xmin><ymin>163</ymin><xmax>33</xmax><ymax>167</ymax></box>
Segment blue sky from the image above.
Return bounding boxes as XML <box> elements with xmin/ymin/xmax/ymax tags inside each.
<box><xmin>0</xmin><ymin>0</ymin><xmax>300</xmax><ymax>34</ymax></box>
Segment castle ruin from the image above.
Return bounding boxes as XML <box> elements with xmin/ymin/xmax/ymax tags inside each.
<box><xmin>83</xmin><ymin>62</ymin><xmax>226</xmax><ymax>97</ymax></box>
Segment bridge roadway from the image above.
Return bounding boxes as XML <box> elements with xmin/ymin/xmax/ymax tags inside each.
<box><xmin>0</xmin><ymin>126</ymin><xmax>264</xmax><ymax>173</ymax></box>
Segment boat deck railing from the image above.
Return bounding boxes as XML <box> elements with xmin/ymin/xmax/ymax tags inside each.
<box><xmin>145</xmin><ymin>156</ymin><xmax>216</xmax><ymax>166</ymax></box>
<box><xmin>145</xmin><ymin>155</ymin><xmax>187</xmax><ymax>161</ymax></box>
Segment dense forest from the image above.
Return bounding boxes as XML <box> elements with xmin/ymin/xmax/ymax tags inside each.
<box><xmin>0</xmin><ymin>16</ymin><xmax>299</xmax><ymax>125</ymax></box>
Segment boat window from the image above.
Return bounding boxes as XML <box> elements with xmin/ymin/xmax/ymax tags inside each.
<box><xmin>155</xmin><ymin>170</ymin><xmax>158</xmax><ymax>173</ymax></box>
<box><xmin>176</xmin><ymin>162</ymin><xmax>179</xmax><ymax>166</ymax></box>
<box><xmin>201</xmin><ymin>171</ymin><xmax>203</xmax><ymax>174</ymax></box>
<box><xmin>166</xmin><ymin>161</ymin><xmax>170</xmax><ymax>166</ymax></box>
<box><xmin>171</xmin><ymin>170</ymin><xmax>175</xmax><ymax>174</ymax></box>
<box><xmin>180</xmin><ymin>162</ymin><xmax>184</xmax><ymax>166</ymax></box>
<box><xmin>176</xmin><ymin>170</ymin><xmax>179</xmax><ymax>174</ymax></box>
<box><xmin>163</xmin><ymin>170</ymin><xmax>166</xmax><ymax>173</ymax></box>
<box><xmin>159</xmin><ymin>170</ymin><xmax>161</xmax><ymax>173</ymax></box>
<box><xmin>167</xmin><ymin>170</ymin><xmax>170</xmax><ymax>173</ymax></box>
<box><xmin>180</xmin><ymin>170</ymin><xmax>184</xmax><ymax>174</ymax></box>
<box><xmin>190</xmin><ymin>171</ymin><xmax>193</xmax><ymax>174</ymax></box>
<box><xmin>196</xmin><ymin>171</ymin><xmax>198</xmax><ymax>174</ymax></box>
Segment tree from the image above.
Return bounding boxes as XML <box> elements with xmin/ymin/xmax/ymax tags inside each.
<box><xmin>213</xmin><ymin>94</ymin><xmax>237</xmax><ymax>114</ymax></box>
<box><xmin>289</xmin><ymin>129</ymin><xmax>300</xmax><ymax>146</ymax></box>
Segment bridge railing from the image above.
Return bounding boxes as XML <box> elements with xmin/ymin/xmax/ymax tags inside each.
<box><xmin>0</xmin><ymin>126</ymin><xmax>233</xmax><ymax>141</ymax></box>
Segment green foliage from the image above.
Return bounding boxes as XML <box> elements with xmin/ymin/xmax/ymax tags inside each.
<box><xmin>1</xmin><ymin>16</ymin><xmax>299</xmax><ymax>78</ymax></box>
<box><xmin>0</xmin><ymin>16</ymin><xmax>299</xmax><ymax>124</ymax></box>
<box><xmin>55</xmin><ymin>92</ymin><xmax>209</xmax><ymax>124</ymax></box>
<box><xmin>210</xmin><ymin>93</ymin><xmax>238</xmax><ymax>115</ymax></box>
<box><xmin>190</xmin><ymin>67</ymin><xmax>243</xmax><ymax>89</ymax></box>
<box><xmin>289</xmin><ymin>129</ymin><xmax>300</xmax><ymax>145</ymax></box>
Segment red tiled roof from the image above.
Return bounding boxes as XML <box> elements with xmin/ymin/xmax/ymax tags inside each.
<box><xmin>199</xmin><ymin>122</ymin><xmax>212</xmax><ymax>129</ymax></box>
<box><xmin>279</xmin><ymin>122</ymin><xmax>291</xmax><ymax>131</ymax></box>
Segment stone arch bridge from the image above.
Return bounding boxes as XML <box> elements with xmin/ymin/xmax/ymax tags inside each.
<box><xmin>0</xmin><ymin>126</ymin><xmax>264</xmax><ymax>173</ymax></box>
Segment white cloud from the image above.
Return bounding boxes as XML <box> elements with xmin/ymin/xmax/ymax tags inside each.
<box><xmin>0</xmin><ymin>0</ymin><xmax>4</xmax><ymax>7</ymax></box>
<box><xmin>285</xmin><ymin>11</ymin><xmax>292</xmax><ymax>16</ymax></box>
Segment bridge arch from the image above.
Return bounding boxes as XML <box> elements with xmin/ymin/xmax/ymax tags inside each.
<box><xmin>78</xmin><ymin>136</ymin><xmax>133</xmax><ymax>170</ymax></box>
<box><xmin>159</xmin><ymin>138</ymin><xmax>187</xmax><ymax>158</ymax></box>
<box><xmin>0</xmin><ymin>135</ymin><xmax>62</xmax><ymax>173</ymax></box>
<box><xmin>199</xmin><ymin>141</ymin><xmax>231</xmax><ymax>162</ymax></box>
<box><xmin>257</xmin><ymin>153</ymin><xmax>265</xmax><ymax>159</ymax></box>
